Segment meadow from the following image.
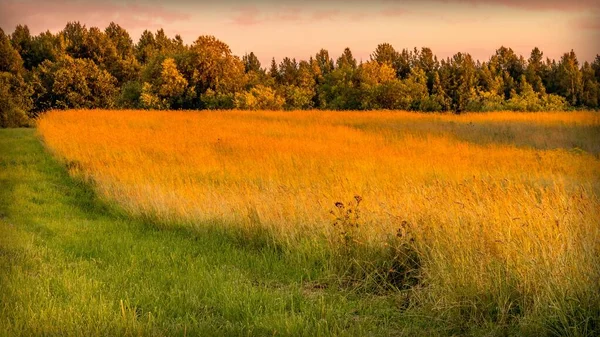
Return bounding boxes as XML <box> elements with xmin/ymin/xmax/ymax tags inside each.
<box><xmin>2</xmin><ymin>110</ymin><xmax>599</xmax><ymax>336</ymax></box>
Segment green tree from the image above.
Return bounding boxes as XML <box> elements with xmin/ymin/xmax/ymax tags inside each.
<box><xmin>104</xmin><ymin>22</ymin><xmax>140</xmax><ymax>84</ymax></box>
<box><xmin>189</xmin><ymin>35</ymin><xmax>246</xmax><ymax>102</ymax></box>
<box><xmin>279</xmin><ymin>57</ymin><xmax>298</xmax><ymax>86</ymax></box>
<box><xmin>592</xmin><ymin>55</ymin><xmax>600</xmax><ymax>83</ymax></box>
<box><xmin>581</xmin><ymin>61</ymin><xmax>599</xmax><ymax>108</ymax></box>
<box><xmin>506</xmin><ymin>76</ymin><xmax>542</xmax><ymax>111</ymax></box>
<box><xmin>243</xmin><ymin>52</ymin><xmax>262</xmax><ymax>73</ymax></box>
<box><xmin>318</xmin><ymin>65</ymin><xmax>360</xmax><ymax>110</ymax></box>
<box><xmin>135</xmin><ymin>30</ymin><xmax>157</xmax><ymax>64</ymax></box>
<box><xmin>357</xmin><ymin>61</ymin><xmax>396</xmax><ymax>109</ymax></box>
<box><xmin>441</xmin><ymin>53</ymin><xmax>478</xmax><ymax>112</ymax></box>
<box><xmin>0</xmin><ymin>72</ymin><xmax>33</xmax><ymax>127</ymax></box>
<box><xmin>430</xmin><ymin>72</ymin><xmax>451</xmax><ymax>111</ymax></box>
<box><xmin>234</xmin><ymin>85</ymin><xmax>284</xmax><ymax>110</ymax></box>
<box><xmin>32</xmin><ymin>56</ymin><xmax>117</xmax><ymax>110</ymax></box>
<box><xmin>525</xmin><ymin>47</ymin><xmax>546</xmax><ymax>93</ymax></box>
<box><xmin>105</xmin><ymin>22</ymin><xmax>134</xmax><ymax>58</ymax></box>
<box><xmin>60</xmin><ymin>22</ymin><xmax>89</xmax><ymax>59</ymax></box>
<box><xmin>416</xmin><ymin>47</ymin><xmax>438</xmax><ymax>92</ymax></box>
<box><xmin>404</xmin><ymin>67</ymin><xmax>430</xmax><ymax>110</ymax></box>
<box><xmin>315</xmin><ymin>49</ymin><xmax>334</xmax><ymax>76</ymax></box>
<box><xmin>0</xmin><ymin>28</ymin><xmax>24</xmax><ymax>74</ymax></box>
<box><xmin>28</xmin><ymin>31</ymin><xmax>63</xmax><ymax>68</ymax></box>
<box><xmin>489</xmin><ymin>46</ymin><xmax>525</xmax><ymax>98</ymax></box>
<box><xmin>9</xmin><ymin>25</ymin><xmax>35</xmax><ymax>70</ymax></box>
<box><xmin>371</xmin><ymin>43</ymin><xmax>397</xmax><ymax>67</ymax></box>
<box><xmin>336</xmin><ymin>48</ymin><xmax>357</xmax><ymax>69</ymax></box>
<box><xmin>268</xmin><ymin>57</ymin><xmax>280</xmax><ymax>82</ymax></box>
<box><xmin>555</xmin><ymin>50</ymin><xmax>583</xmax><ymax>106</ymax></box>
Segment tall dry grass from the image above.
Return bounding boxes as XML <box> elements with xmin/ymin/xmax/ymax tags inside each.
<box><xmin>38</xmin><ymin>110</ymin><xmax>600</xmax><ymax>334</ymax></box>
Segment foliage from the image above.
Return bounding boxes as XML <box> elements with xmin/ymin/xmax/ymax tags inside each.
<box><xmin>32</xmin><ymin>56</ymin><xmax>118</xmax><ymax>110</ymax></box>
<box><xmin>0</xmin><ymin>72</ymin><xmax>33</xmax><ymax>127</ymax></box>
<box><xmin>1</xmin><ymin>22</ymin><xmax>600</xmax><ymax>127</ymax></box>
<box><xmin>234</xmin><ymin>85</ymin><xmax>285</xmax><ymax>110</ymax></box>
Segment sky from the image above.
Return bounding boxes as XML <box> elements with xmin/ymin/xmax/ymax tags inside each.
<box><xmin>1</xmin><ymin>0</ymin><xmax>599</xmax><ymax>66</ymax></box>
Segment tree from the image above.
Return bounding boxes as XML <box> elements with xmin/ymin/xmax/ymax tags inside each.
<box><xmin>581</xmin><ymin>61</ymin><xmax>599</xmax><ymax>108</ymax></box>
<box><xmin>417</xmin><ymin>47</ymin><xmax>438</xmax><ymax>93</ymax></box>
<box><xmin>395</xmin><ymin>48</ymin><xmax>413</xmax><ymax>79</ymax></box>
<box><xmin>506</xmin><ymin>76</ymin><xmax>542</xmax><ymax>111</ymax></box>
<box><xmin>32</xmin><ymin>56</ymin><xmax>117</xmax><ymax>110</ymax></box>
<box><xmin>489</xmin><ymin>46</ymin><xmax>525</xmax><ymax>98</ymax></box>
<box><xmin>279</xmin><ymin>57</ymin><xmax>298</xmax><ymax>86</ymax></box>
<box><xmin>105</xmin><ymin>22</ymin><xmax>134</xmax><ymax>58</ymax></box>
<box><xmin>234</xmin><ymin>85</ymin><xmax>284</xmax><ymax>110</ymax></box>
<box><xmin>10</xmin><ymin>25</ymin><xmax>35</xmax><ymax>70</ymax></box>
<box><xmin>440</xmin><ymin>52</ymin><xmax>478</xmax><ymax>112</ymax></box>
<box><xmin>135</xmin><ymin>30</ymin><xmax>156</xmax><ymax>64</ymax></box>
<box><xmin>0</xmin><ymin>72</ymin><xmax>33</xmax><ymax>127</ymax></box>
<box><xmin>243</xmin><ymin>52</ymin><xmax>261</xmax><ymax>73</ymax></box>
<box><xmin>555</xmin><ymin>50</ymin><xmax>583</xmax><ymax>106</ymax></box>
<box><xmin>430</xmin><ymin>72</ymin><xmax>451</xmax><ymax>111</ymax></box>
<box><xmin>84</xmin><ymin>27</ymin><xmax>119</xmax><ymax>68</ymax></box>
<box><xmin>318</xmin><ymin>65</ymin><xmax>360</xmax><ymax>110</ymax></box>
<box><xmin>281</xmin><ymin>85</ymin><xmax>314</xmax><ymax>110</ymax></box>
<box><xmin>0</xmin><ymin>28</ymin><xmax>24</xmax><ymax>74</ymax></box>
<box><xmin>592</xmin><ymin>55</ymin><xmax>600</xmax><ymax>83</ymax></box>
<box><xmin>371</xmin><ymin>43</ymin><xmax>397</xmax><ymax>66</ymax></box>
<box><xmin>28</xmin><ymin>31</ymin><xmax>63</xmax><ymax>68</ymax></box>
<box><xmin>156</xmin><ymin>58</ymin><xmax>188</xmax><ymax>108</ymax></box>
<box><xmin>357</xmin><ymin>61</ymin><xmax>396</xmax><ymax>109</ymax></box>
<box><xmin>404</xmin><ymin>67</ymin><xmax>430</xmax><ymax>110</ymax></box>
<box><xmin>525</xmin><ymin>47</ymin><xmax>546</xmax><ymax>93</ymax></box>
<box><xmin>357</xmin><ymin>61</ymin><xmax>396</xmax><ymax>86</ymax></box>
<box><xmin>269</xmin><ymin>57</ymin><xmax>279</xmax><ymax>82</ymax></box>
<box><xmin>336</xmin><ymin>48</ymin><xmax>357</xmax><ymax>69</ymax></box>
<box><xmin>189</xmin><ymin>35</ymin><xmax>246</xmax><ymax>99</ymax></box>
<box><xmin>315</xmin><ymin>49</ymin><xmax>334</xmax><ymax>76</ymax></box>
<box><xmin>60</xmin><ymin>22</ymin><xmax>89</xmax><ymax>59</ymax></box>
<box><xmin>2</xmin><ymin>21</ymin><xmax>592</xmax><ymax>113</ymax></box>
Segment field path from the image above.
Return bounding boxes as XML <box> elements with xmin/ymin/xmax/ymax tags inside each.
<box><xmin>0</xmin><ymin>129</ymin><xmax>406</xmax><ymax>337</ymax></box>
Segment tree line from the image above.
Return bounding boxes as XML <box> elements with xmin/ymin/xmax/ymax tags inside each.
<box><xmin>1</xmin><ymin>22</ymin><xmax>599</xmax><ymax>127</ymax></box>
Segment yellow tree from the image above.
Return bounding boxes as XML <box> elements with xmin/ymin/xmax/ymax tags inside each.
<box><xmin>158</xmin><ymin>58</ymin><xmax>187</xmax><ymax>101</ymax></box>
<box><xmin>190</xmin><ymin>35</ymin><xmax>246</xmax><ymax>95</ymax></box>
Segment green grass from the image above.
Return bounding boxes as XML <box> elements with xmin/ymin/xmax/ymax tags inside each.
<box><xmin>2</xmin><ymin>126</ymin><xmax>597</xmax><ymax>337</ymax></box>
<box><xmin>0</xmin><ymin>128</ymin><xmax>418</xmax><ymax>336</ymax></box>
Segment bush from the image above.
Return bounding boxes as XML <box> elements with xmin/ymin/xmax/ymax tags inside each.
<box><xmin>201</xmin><ymin>89</ymin><xmax>235</xmax><ymax>110</ymax></box>
<box><xmin>0</xmin><ymin>71</ymin><xmax>32</xmax><ymax>127</ymax></box>
<box><xmin>281</xmin><ymin>85</ymin><xmax>314</xmax><ymax>110</ymax></box>
<box><xmin>117</xmin><ymin>81</ymin><xmax>142</xmax><ymax>108</ymax></box>
<box><xmin>234</xmin><ymin>85</ymin><xmax>285</xmax><ymax>110</ymax></box>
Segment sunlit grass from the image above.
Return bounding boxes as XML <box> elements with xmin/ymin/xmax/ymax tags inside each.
<box><xmin>37</xmin><ymin>109</ymin><xmax>600</xmax><ymax>335</ymax></box>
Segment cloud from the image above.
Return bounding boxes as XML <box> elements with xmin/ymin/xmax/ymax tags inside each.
<box><xmin>228</xmin><ymin>4</ymin><xmax>411</xmax><ymax>26</ymax></box>
<box><xmin>230</xmin><ymin>6</ymin><xmax>263</xmax><ymax>26</ymax></box>
<box><xmin>310</xmin><ymin>9</ymin><xmax>341</xmax><ymax>21</ymax></box>
<box><xmin>229</xmin><ymin>6</ymin><xmax>345</xmax><ymax>26</ymax></box>
<box><xmin>230</xmin><ymin>6</ymin><xmax>305</xmax><ymax>26</ymax></box>
<box><xmin>0</xmin><ymin>0</ymin><xmax>191</xmax><ymax>34</ymax></box>
<box><xmin>571</xmin><ymin>14</ymin><xmax>600</xmax><ymax>31</ymax></box>
<box><xmin>380</xmin><ymin>7</ymin><xmax>409</xmax><ymax>17</ymax></box>
<box><xmin>425</xmin><ymin>0</ymin><xmax>600</xmax><ymax>11</ymax></box>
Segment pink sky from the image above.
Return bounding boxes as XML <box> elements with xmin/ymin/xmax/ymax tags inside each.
<box><xmin>1</xmin><ymin>0</ymin><xmax>599</xmax><ymax>65</ymax></box>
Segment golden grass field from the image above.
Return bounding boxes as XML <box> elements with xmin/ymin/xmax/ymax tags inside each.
<box><xmin>37</xmin><ymin>110</ymin><xmax>600</xmax><ymax>328</ymax></box>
